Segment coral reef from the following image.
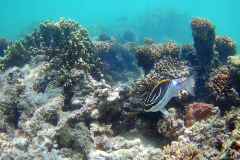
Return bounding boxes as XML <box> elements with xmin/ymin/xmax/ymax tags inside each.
<box><xmin>181</xmin><ymin>43</ymin><xmax>198</xmax><ymax>65</ymax></box>
<box><xmin>228</xmin><ymin>55</ymin><xmax>240</xmax><ymax>68</ymax></box>
<box><xmin>134</xmin><ymin>40</ymin><xmax>180</xmax><ymax>74</ymax></box>
<box><xmin>0</xmin><ymin>38</ymin><xmax>12</xmax><ymax>57</ymax></box>
<box><xmin>185</xmin><ymin>102</ymin><xmax>214</xmax><ymax>127</ymax></box>
<box><xmin>215</xmin><ymin>35</ymin><xmax>237</xmax><ymax>63</ymax></box>
<box><xmin>0</xmin><ymin>15</ymin><xmax>240</xmax><ymax>160</ymax></box>
<box><xmin>92</xmin><ymin>41</ymin><xmax>112</xmax><ymax>58</ymax></box>
<box><xmin>208</xmin><ymin>66</ymin><xmax>239</xmax><ymax>102</ymax></box>
<box><xmin>0</xmin><ymin>18</ymin><xmax>102</xmax><ymax>79</ymax></box>
<box><xmin>190</xmin><ymin>17</ymin><xmax>216</xmax><ymax>72</ymax></box>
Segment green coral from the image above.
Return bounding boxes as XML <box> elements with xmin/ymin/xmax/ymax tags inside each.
<box><xmin>0</xmin><ymin>18</ymin><xmax>102</xmax><ymax>79</ymax></box>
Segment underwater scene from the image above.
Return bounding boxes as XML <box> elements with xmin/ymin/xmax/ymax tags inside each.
<box><xmin>0</xmin><ymin>0</ymin><xmax>240</xmax><ymax>159</ymax></box>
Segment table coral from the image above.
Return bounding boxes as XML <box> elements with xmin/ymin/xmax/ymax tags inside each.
<box><xmin>185</xmin><ymin>102</ymin><xmax>214</xmax><ymax>127</ymax></box>
<box><xmin>215</xmin><ymin>35</ymin><xmax>237</xmax><ymax>63</ymax></box>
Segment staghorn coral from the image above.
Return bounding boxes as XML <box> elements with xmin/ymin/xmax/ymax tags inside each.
<box><xmin>215</xmin><ymin>35</ymin><xmax>237</xmax><ymax>63</ymax></box>
<box><xmin>181</xmin><ymin>43</ymin><xmax>198</xmax><ymax>65</ymax></box>
<box><xmin>185</xmin><ymin>102</ymin><xmax>214</xmax><ymax>127</ymax></box>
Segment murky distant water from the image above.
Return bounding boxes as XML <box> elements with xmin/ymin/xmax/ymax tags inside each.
<box><xmin>0</xmin><ymin>0</ymin><xmax>239</xmax><ymax>54</ymax></box>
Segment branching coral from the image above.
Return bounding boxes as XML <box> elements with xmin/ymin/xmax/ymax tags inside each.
<box><xmin>0</xmin><ymin>18</ymin><xmax>102</xmax><ymax>79</ymax></box>
<box><xmin>215</xmin><ymin>35</ymin><xmax>237</xmax><ymax>63</ymax></box>
<box><xmin>134</xmin><ymin>40</ymin><xmax>180</xmax><ymax>74</ymax></box>
<box><xmin>157</xmin><ymin>108</ymin><xmax>185</xmax><ymax>137</ymax></box>
<box><xmin>160</xmin><ymin>141</ymin><xmax>203</xmax><ymax>160</ymax></box>
<box><xmin>92</xmin><ymin>41</ymin><xmax>112</xmax><ymax>58</ymax></box>
<box><xmin>181</xmin><ymin>43</ymin><xmax>198</xmax><ymax>65</ymax></box>
<box><xmin>134</xmin><ymin>44</ymin><xmax>160</xmax><ymax>74</ymax></box>
<box><xmin>0</xmin><ymin>38</ymin><xmax>12</xmax><ymax>57</ymax></box>
<box><xmin>190</xmin><ymin>17</ymin><xmax>216</xmax><ymax>73</ymax></box>
<box><xmin>210</xmin><ymin>66</ymin><xmax>239</xmax><ymax>101</ymax></box>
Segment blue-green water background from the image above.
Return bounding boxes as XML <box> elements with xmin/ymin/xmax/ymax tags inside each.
<box><xmin>0</xmin><ymin>0</ymin><xmax>239</xmax><ymax>54</ymax></box>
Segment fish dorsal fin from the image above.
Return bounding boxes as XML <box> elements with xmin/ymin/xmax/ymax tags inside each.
<box><xmin>156</xmin><ymin>79</ymin><xmax>170</xmax><ymax>86</ymax></box>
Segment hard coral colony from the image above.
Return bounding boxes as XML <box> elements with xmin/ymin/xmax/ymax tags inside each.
<box><xmin>0</xmin><ymin>15</ymin><xmax>239</xmax><ymax>160</ymax></box>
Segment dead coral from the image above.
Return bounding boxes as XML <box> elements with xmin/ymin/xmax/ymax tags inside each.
<box><xmin>185</xmin><ymin>102</ymin><xmax>214</xmax><ymax>127</ymax></box>
<box><xmin>215</xmin><ymin>35</ymin><xmax>237</xmax><ymax>63</ymax></box>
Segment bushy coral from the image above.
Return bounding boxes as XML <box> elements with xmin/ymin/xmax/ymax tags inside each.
<box><xmin>92</xmin><ymin>41</ymin><xmax>112</xmax><ymax>58</ymax></box>
<box><xmin>209</xmin><ymin>66</ymin><xmax>239</xmax><ymax>101</ymax></box>
<box><xmin>0</xmin><ymin>38</ymin><xmax>12</xmax><ymax>57</ymax></box>
<box><xmin>134</xmin><ymin>40</ymin><xmax>181</xmax><ymax>74</ymax></box>
<box><xmin>215</xmin><ymin>35</ymin><xmax>237</xmax><ymax>63</ymax></box>
<box><xmin>190</xmin><ymin>17</ymin><xmax>216</xmax><ymax>73</ymax></box>
<box><xmin>181</xmin><ymin>43</ymin><xmax>198</xmax><ymax>65</ymax></box>
<box><xmin>134</xmin><ymin>44</ymin><xmax>160</xmax><ymax>74</ymax></box>
<box><xmin>0</xmin><ymin>18</ymin><xmax>102</xmax><ymax>79</ymax></box>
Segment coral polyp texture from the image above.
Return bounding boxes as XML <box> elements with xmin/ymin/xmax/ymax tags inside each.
<box><xmin>0</xmin><ymin>15</ymin><xmax>240</xmax><ymax>160</ymax></box>
<box><xmin>190</xmin><ymin>17</ymin><xmax>216</xmax><ymax>73</ymax></box>
<box><xmin>215</xmin><ymin>35</ymin><xmax>237</xmax><ymax>63</ymax></box>
<box><xmin>209</xmin><ymin>66</ymin><xmax>239</xmax><ymax>102</ymax></box>
<box><xmin>0</xmin><ymin>18</ymin><xmax>102</xmax><ymax>79</ymax></box>
<box><xmin>134</xmin><ymin>40</ymin><xmax>180</xmax><ymax>74</ymax></box>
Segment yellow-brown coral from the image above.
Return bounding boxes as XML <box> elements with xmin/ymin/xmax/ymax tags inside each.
<box><xmin>211</xmin><ymin>67</ymin><xmax>238</xmax><ymax>101</ymax></box>
<box><xmin>160</xmin><ymin>141</ymin><xmax>202</xmax><ymax>160</ymax></box>
<box><xmin>215</xmin><ymin>35</ymin><xmax>237</xmax><ymax>62</ymax></box>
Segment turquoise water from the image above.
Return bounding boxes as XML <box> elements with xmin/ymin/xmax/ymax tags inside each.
<box><xmin>1</xmin><ymin>0</ymin><xmax>239</xmax><ymax>54</ymax></box>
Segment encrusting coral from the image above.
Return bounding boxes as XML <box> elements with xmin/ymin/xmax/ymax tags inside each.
<box><xmin>215</xmin><ymin>35</ymin><xmax>237</xmax><ymax>63</ymax></box>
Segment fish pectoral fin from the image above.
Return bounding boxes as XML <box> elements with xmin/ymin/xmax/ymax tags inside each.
<box><xmin>160</xmin><ymin>107</ymin><xmax>170</xmax><ymax>115</ymax></box>
<box><xmin>173</xmin><ymin>92</ymin><xmax>180</xmax><ymax>97</ymax></box>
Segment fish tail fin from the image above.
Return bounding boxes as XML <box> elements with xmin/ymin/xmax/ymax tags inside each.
<box><xmin>184</xmin><ymin>73</ymin><xmax>197</xmax><ymax>96</ymax></box>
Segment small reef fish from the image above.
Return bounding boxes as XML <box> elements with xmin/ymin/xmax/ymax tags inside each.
<box><xmin>144</xmin><ymin>73</ymin><xmax>197</xmax><ymax>115</ymax></box>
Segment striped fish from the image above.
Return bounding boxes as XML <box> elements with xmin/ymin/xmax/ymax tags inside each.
<box><xmin>144</xmin><ymin>73</ymin><xmax>197</xmax><ymax>115</ymax></box>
